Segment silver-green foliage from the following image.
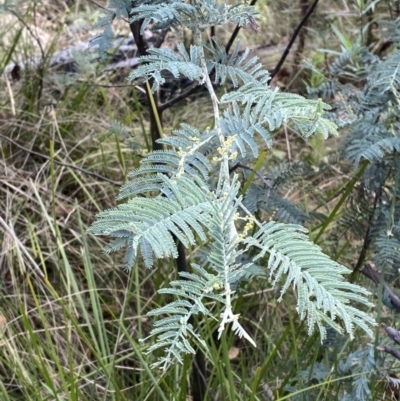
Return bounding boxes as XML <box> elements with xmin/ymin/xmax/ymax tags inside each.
<box><xmin>310</xmin><ymin>17</ymin><xmax>400</xmax><ymax>282</ymax></box>
<box><xmin>301</xmin><ymin>17</ymin><xmax>400</xmax><ymax>400</ymax></box>
<box><xmin>89</xmin><ymin>0</ymin><xmax>375</xmax><ymax>369</ymax></box>
<box><xmin>286</xmin><ymin>332</ymin><xmax>383</xmax><ymax>401</ymax></box>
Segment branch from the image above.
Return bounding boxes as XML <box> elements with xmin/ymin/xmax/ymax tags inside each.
<box><xmin>87</xmin><ymin>0</ymin><xmax>112</xmax><ymax>14</ymax></box>
<box><xmin>128</xmin><ymin>18</ymin><xmax>164</xmax><ymax>151</ymax></box>
<box><xmin>0</xmin><ymin>134</ymin><xmax>122</xmax><ymax>186</ymax></box>
<box><xmin>159</xmin><ymin>82</ymin><xmax>199</xmax><ymax>112</ymax></box>
<box><xmin>289</xmin><ymin>0</ymin><xmax>311</xmax><ymax>83</ymax></box>
<box><xmin>349</xmin><ymin>192</ymin><xmax>379</xmax><ymax>282</ymax></box>
<box><xmin>377</xmin><ymin>344</ymin><xmax>400</xmax><ymax>361</ymax></box>
<box><xmin>268</xmin><ymin>0</ymin><xmax>320</xmax><ymax>82</ymax></box>
<box><xmin>384</xmin><ymin>326</ymin><xmax>400</xmax><ymax>346</ymax></box>
<box><xmin>231</xmin><ymin>162</ymin><xmax>273</xmax><ymax>189</ymax></box>
<box><xmin>361</xmin><ymin>263</ymin><xmax>400</xmax><ymax>313</ymax></box>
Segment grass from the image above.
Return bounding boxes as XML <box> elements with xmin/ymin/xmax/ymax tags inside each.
<box><xmin>0</xmin><ymin>0</ymin><xmax>398</xmax><ymax>400</ymax></box>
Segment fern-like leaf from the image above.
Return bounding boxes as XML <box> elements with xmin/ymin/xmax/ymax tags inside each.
<box><xmin>244</xmin><ymin>221</ymin><xmax>375</xmax><ymax>339</ymax></box>
<box><xmin>140</xmin><ymin>178</ymin><xmax>256</xmax><ymax>369</ymax></box>
<box><xmin>129</xmin><ymin>1</ymin><xmax>198</xmax><ymax>33</ymax></box>
<box><xmin>90</xmin><ymin>0</ymin><xmax>132</xmax><ymax>61</ymax></box>
<box><xmin>339</xmin><ymin>346</ymin><xmax>375</xmax><ymax>401</ymax></box>
<box><xmin>219</xmin><ymin>90</ymin><xmax>337</xmax><ymax>157</ymax></box>
<box><xmin>128</xmin><ymin>44</ymin><xmax>204</xmax><ymax>91</ymax></box>
<box><xmin>139</xmin><ymin>262</ymin><xmax>224</xmax><ymax>369</ymax></box>
<box><xmin>204</xmin><ymin>37</ymin><xmax>270</xmax><ymax>87</ymax></box>
<box><xmin>89</xmin><ymin>175</ymin><xmax>213</xmax><ymax>268</ymax></box>
<box><xmin>129</xmin><ymin>0</ymin><xmax>258</xmax><ymax>33</ymax></box>
<box><xmin>347</xmin><ymin>132</ymin><xmax>400</xmax><ymax>165</ymax></box>
<box><xmin>118</xmin><ymin>124</ymin><xmax>216</xmax><ymax>199</ymax></box>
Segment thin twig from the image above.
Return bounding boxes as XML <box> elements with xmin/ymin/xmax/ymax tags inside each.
<box><xmin>87</xmin><ymin>0</ymin><xmax>109</xmax><ymax>12</ymax></box>
<box><xmin>159</xmin><ymin>83</ymin><xmax>199</xmax><ymax>111</ymax></box>
<box><xmin>88</xmin><ymin>0</ymin><xmax>130</xmax><ymax>23</ymax></box>
<box><xmin>196</xmin><ymin>28</ymin><xmax>229</xmax><ymax>181</ymax></box>
<box><xmin>350</xmin><ymin>189</ymin><xmax>380</xmax><ymax>282</ymax></box>
<box><xmin>269</xmin><ymin>0</ymin><xmax>320</xmax><ymax>82</ymax></box>
<box><xmin>86</xmin><ymin>83</ymin><xmax>141</xmax><ymax>89</ymax></box>
<box><xmin>288</xmin><ymin>0</ymin><xmax>310</xmax><ymax>85</ymax></box>
<box><xmin>0</xmin><ymin>134</ymin><xmax>123</xmax><ymax>186</ymax></box>
<box><xmin>7</xmin><ymin>8</ymin><xmax>44</xmax><ymax>61</ymax></box>
<box><xmin>234</xmin><ymin>162</ymin><xmax>273</xmax><ymax>189</ymax></box>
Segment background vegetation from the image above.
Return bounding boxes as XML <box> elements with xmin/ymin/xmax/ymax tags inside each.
<box><xmin>1</xmin><ymin>0</ymin><xmax>400</xmax><ymax>400</ymax></box>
